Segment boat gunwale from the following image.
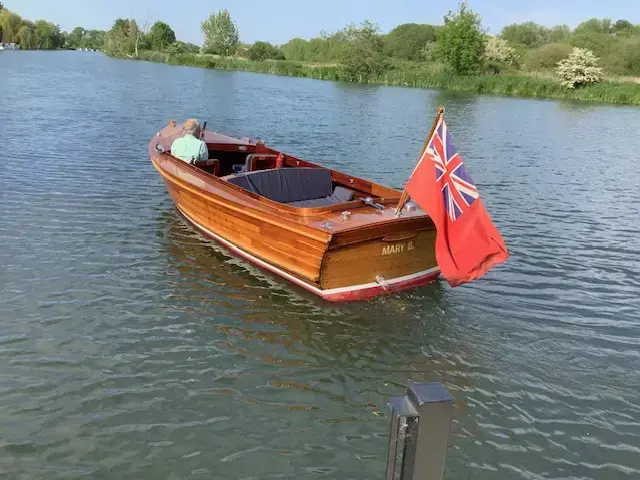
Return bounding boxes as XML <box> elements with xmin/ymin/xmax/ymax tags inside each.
<box><xmin>154</xmin><ymin>152</ymin><xmax>435</xmax><ymax>239</ymax></box>
<box><xmin>152</xmin><ymin>155</ymin><xmax>332</xmax><ymax>243</ymax></box>
<box><xmin>154</xmin><ymin>146</ymin><xmax>400</xmax><ymax>214</ymax></box>
<box><xmin>152</xmin><ymin>145</ymin><xmax>431</xmax><ymax>228</ymax></box>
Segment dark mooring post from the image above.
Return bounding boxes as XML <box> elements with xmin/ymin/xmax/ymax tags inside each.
<box><xmin>386</xmin><ymin>383</ymin><xmax>453</xmax><ymax>480</ymax></box>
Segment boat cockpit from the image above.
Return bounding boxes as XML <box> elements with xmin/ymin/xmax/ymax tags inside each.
<box><xmin>193</xmin><ymin>142</ymin><xmax>378</xmax><ymax>209</ymax></box>
<box><xmin>157</xmin><ymin>135</ymin><xmax>397</xmax><ymax>210</ymax></box>
<box><xmin>223</xmin><ymin>167</ymin><xmax>356</xmax><ymax>208</ymax></box>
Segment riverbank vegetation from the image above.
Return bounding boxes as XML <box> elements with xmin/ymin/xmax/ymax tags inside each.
<box><xmin>135</xmin><ymin>50</ymin><xmax>640</xmax><ymax>104</ymax></box>
<box><xmin>0</xmin><ymin>3</ymin><xmax>104</xmax><ymax>50</ymax></box>
<box><xmin>102</xmin><ymin>1</ymin><xmax>640</xmax><ymax>104</ymax></box>
<box><xmin>4</xmin><ymin>0</ymin><xmax>639</xmax><ymax>104</ymax></box>
<box><xmin>0</xmin><ymin>3</ymin><xmax>64</xmax><ymax>49</ymax></box>
<box><xmin>0</xmin><ymin>3</ymin><xmax>198</xmax><ymax>52</ymax></box>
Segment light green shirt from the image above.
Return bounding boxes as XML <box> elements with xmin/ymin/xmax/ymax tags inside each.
<box><xmin>170</xmin><ymin>134</ymin><xmax>208</xmax><ymax>163</ymax></box>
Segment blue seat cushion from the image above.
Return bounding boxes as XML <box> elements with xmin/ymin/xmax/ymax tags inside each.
<box><xmin>227</xmin><ymin>167</ymin><xmax>332</xmax><ymax>203</ymax></box>
<box><xmin>226</xmin><ymin>168</ymin><xmax>354</xmax><ymax>207</ymax></box>
<box><xmin>288</xmin><ymin>186</ymin><xmax>355</xmax><ymax>207</ymax></box>
<box><xmin>226</xmin><ymin>174</ymin><xmax>256</xmax><ymax>193</ymax></box>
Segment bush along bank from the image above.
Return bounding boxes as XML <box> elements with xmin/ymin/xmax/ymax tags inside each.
<box><xmin>131</xmin><ymin>50</ymin><xmax>640</xmax><ymax>106</ymax></box>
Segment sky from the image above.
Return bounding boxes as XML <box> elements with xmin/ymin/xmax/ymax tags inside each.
<box><xmin>6</xmin><ymin>0</ymin><xmax>640</xmax><ymax>45</ymax></box>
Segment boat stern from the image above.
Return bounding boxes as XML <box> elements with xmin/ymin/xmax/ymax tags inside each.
<box><xmin>317</xmin><ymin>214</ymin><xmax>440</xmax><ymax>301</ymax></box>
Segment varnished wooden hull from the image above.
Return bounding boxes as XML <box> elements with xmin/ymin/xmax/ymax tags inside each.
<box><xmin>150</xmin><ymin>126</ymin><xmax>440</xmax><ymax>301</ymax></box>
<box><xmin>175</xmin><ymin>205</ymin><xmax>439</xmax><ymax>301</ymax></box>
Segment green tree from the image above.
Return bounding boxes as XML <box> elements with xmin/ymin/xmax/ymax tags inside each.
<box><xmin>281</xmin><ymin>31</ymin><xmax>349</xmax><ymax>62</ymax></box>
<box><xmin>88</xmin><ymin>30</ymin><xmax>105</xmax><ymax>49</ymax></box>
<box><xmin>500</xmin><ymin>22</ymin><xmax>549</xmax><ymax>48</ymax></box>
<box><xmin>307</xmin><ymin>38</ymin><xmax>325</xmax><ymax>61</ymax></box>
<box><xmin>384</xmin><ymin>23</ymin><xmax>437</xmax><ymax>61</ymax></box>
<box><xmin>104</xmin><ymin>18</ymin><xmax>139</xmax><ymax>56</ymax></box>
<box><xmin>569</xmin><ymin>32</ymin><xmax>628</xmax><ymax>74</ymax></box>
<box><xmin>165</xmin><ymin>40</ymin><xmax>199</xmax><ymax>55</ymax></box>
<box><xmin>67</xmin><ymin>28</ymin><xmax>104</xmax><ymax>49</ymax></box>
<box><xmin>148</xmin><ymin>21</ymin><xmax>175</xmax><ymax>51</ymax></box>
<box><xmin>340</xmin><ymin>21</ymin><xmax>387</xmax><ymax>81</ymax></box>
<box><xmin>612</xmin><ymin>19</ymin><xmax>639</xmax><ymax>37</ymax></box>
<box><xmin>624</xmin><ymin>40</ymin><xmax>640</xmax><ymax>74</ymax></box>
<box><xmin>574</xmin><ymin>18</ymin><xmax>613</xmax><ymax>35</ymax></box>
<box><xmin>0</xmin><ymin>10</ymin><xmax>22</xmax><ymax>43</ymax></box>
<box><xmin>34</xmin><ymin>20</ymin><xmax>62</xmax><ymax>49</ymax></box>
<box><xmin>439</xmin><ymin>1</ymin><xmax>486</xmax><ymax>75</ymax></box>
<box><xmin>183</xmin><ymin>42</ymin><xmax>200</xmax><ymax>53</ymax></box>
<box><xmin>282</xmin><ymin>38</ymin><xmax>309</xmax><ymax>61</ymax></box>
<box><xmin>317</xmin><ymin>30</ymin><xmax>349</xmax><ymax>62</ymax></box>
<box><xmin>614</xmin><ymin>19</ymin><xmax>633</xmax><ymax>32</ymax></box>
<box><xmin>66</xmin><ymin>26</ymin><xmax>85</xmax><ymax>48</ymax></box>
<box><xmin>166</xmin><ymin>41</ymin><xmax>184</xmax><ymax>55</ymax></box>
<box><xmin>201</xmin><ymin>9</ymin><xmax>239</xmax><ymax>56</ymax></box>
<box><xmin>523</xmin><ymin>43</ymin><xmax>573</xmax><ymax>71</ymax></box>
<box><xmin>420</xmin><ymin>41</ymin><xmax>440</xmax><ymax>61</ymax></box>
<box><xmin>548</xmin><ymin>25</ymin><xmax>571</xmax><ymax>43</ymax></box>
<box><xmin>570</xmin><ymin>32</ymin><xmax>617</xmax><ymax>55</ymax></box>
<box><xmin>248</xmin><ymin>41</ymin><xmax>282</xmax><ymax>60</ymax></box>
<box><xmin>17</xmin><ymin>22</ymin><xmax>37</xmax><ymax>49</ymax></box>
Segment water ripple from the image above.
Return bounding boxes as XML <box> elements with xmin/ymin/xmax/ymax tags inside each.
<box><xmin>1</xmin><ymin>51</ymin><xmax>640</xmax><ymax>479</ymax></box>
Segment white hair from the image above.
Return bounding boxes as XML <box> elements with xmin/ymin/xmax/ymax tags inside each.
<box><xmin>183</xmin><ymin>119</ymin><xmax>201</xmax><ymax>137</ymax></box>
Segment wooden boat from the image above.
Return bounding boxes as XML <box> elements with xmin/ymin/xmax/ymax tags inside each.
<box><xmin>148</xmin><ymin>120</ymin><xmax>439</xmax><ymax>302</ymax></box>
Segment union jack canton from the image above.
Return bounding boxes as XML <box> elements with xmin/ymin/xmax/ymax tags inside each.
<box><xmin>426</xmin><ymin>119</ymin><xmax>479</xmax><ymax>221</ymax></box>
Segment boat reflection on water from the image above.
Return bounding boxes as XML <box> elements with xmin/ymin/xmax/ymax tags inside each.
<box><xmin>156</xmin><ymin>210</ymin><xmax>478</xmax><ymax>404</ymax></box>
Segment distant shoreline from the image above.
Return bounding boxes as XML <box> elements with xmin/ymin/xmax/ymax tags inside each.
<box><xmin>114</xmin><ymin>51</ymin><xmax>640</xmax><ymax>106</ymax></box>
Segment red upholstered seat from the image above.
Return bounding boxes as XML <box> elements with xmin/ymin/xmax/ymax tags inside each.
<box><xmin>195</xmin><ymin>159</ymin><xmax>220</xmax><ymax>176</ymax></box>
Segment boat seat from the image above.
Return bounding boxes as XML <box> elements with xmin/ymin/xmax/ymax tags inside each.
<box><xmin>226</xmin><ymin>167</ymin><xmax>354</xmax><ymax>207</ymax></box>
<box><xmin>233</xmin><ymin>153</ymin><xmax>278</xmax><ymax>173</ymax></box>
<box><xmin>288</xmin><ymin>186</ymin><xmax>354</xmax><ymax>207</ymax></box>
<box><xmin>195</xmin><ymin>158</ymin><xmax>220</xmax><ymax>176</ymax></box>
<box><xmin>226</xmin><ymin>173</ymin><xmax>257</xmax><ymax>193</ymax></box>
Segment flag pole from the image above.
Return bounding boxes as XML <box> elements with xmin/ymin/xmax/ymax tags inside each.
<box><xmin>395</xmin><ymin>106</ymin><xmax>445</xmax><ymax>217</ymax></box>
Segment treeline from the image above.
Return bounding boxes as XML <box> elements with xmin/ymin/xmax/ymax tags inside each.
<box><xmin>103</xmin><ymin>3</ymin><xmax>640</xmax><ymax>81</ymax></box>
<box><xmin>279</xmin><ymin>17</ymin><xmax>640</xmax><ymax>77</ymax></box>
<box><xmin>0</xmin><ymin>2</ymin><xmax>204</xmax><ymax>54</ymax></box>
<box><xmin>281</xmin><ymin>23</ymin><xmax>438</xmax><ymax>64</ymax></box>
<box><xmin>4</xmin><ymin>0</ymin><xmax>640</xmax><ymax>79</ymax></box>
<box><xmin>0</xmin><ymin>4</ymin><xmax>64</xmax><ymax>49</ymax></box>
<box><xmin>13</xmin><ymin>0</ymin><xmax>637</xmax><ymax>84</ymax></box>
<box><xmin>0</xmin><ymin>4</ymin><xmax>104</xmax><ymax>50</ymax></box>
<box><xmin>64</xmin><ymin>27</ymin><xmax>105</xmax><ymax>50</ymax></box>
<box><xmin>498</xmin><ymin>19</ymin><xmax>640</xmax><ymax>75</ymax></box>
<box><xmin>102</xmin><ymin>19</ymin><xmax>199</xmax><ymax>57</ymax></box>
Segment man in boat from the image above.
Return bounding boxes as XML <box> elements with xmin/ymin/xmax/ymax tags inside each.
<box><xmin>170</xmin><ymin>119</ymin><xmax>208</xmax><ymax>164</ymax></box>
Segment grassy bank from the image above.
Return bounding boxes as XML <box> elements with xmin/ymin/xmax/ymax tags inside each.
<box><xmin>135</xmin><ymin>50</ymin><xmax>640</xmax><ymax>105</ymax></box>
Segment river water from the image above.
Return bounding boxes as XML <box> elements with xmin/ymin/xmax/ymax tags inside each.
<box><xmin>1</xmin><ymin>51</ymin><xmax>639</xmax><ymax>479</ymax></box>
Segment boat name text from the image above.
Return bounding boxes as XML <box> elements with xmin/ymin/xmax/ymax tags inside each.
<box><xmin>381</xmin><ymin>241</ymin><xmax>415</xmax><ymax>256</ymax></box>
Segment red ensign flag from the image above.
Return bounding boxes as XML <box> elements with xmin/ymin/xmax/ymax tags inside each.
<box><xmin>405</xmin><ymin>115</ymin><xmax>508</xmax><ymax>286</ymax></box>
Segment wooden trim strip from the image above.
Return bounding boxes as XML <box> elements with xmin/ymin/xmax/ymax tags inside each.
<box><xmin>382</xmin><ymin>233</ymin><xmax>418</xmax><ymax>242</ymax></box>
